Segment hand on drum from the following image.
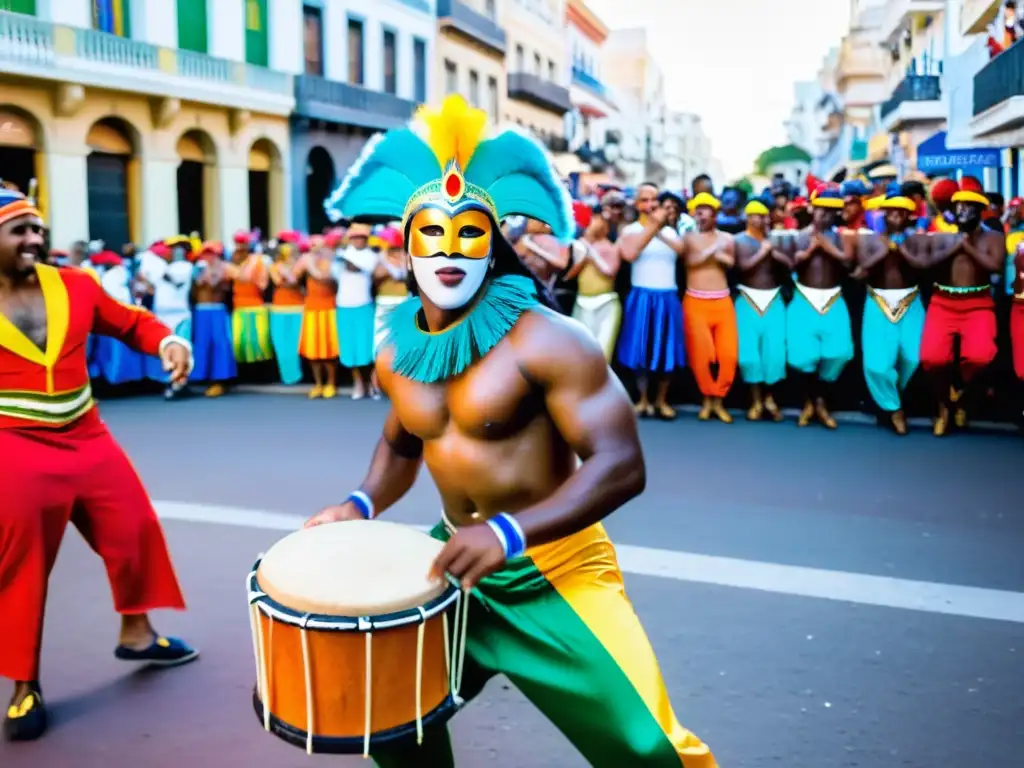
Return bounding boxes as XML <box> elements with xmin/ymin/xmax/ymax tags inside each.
<box><xmin>429</xmin><ymin>524</ymin><xmax>506</xmax><ymax>591</ymax></box>
<box><xmin>304</xmin><ymin>502</ymin><xmax>365</xmax><ymax>528</ymax></box>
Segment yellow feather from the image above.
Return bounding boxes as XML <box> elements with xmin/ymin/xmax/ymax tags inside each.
<box><xmin>415</xmin><ymin>95</ymin><xmax>488</xmax><ymax>169</ymax></box>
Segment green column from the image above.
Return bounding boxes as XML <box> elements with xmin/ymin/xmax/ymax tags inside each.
<box><xmin>176</xmin><ymin>0</ymin><xmax>208</xmax><ymax>53</ymax></box>
<box><xmin>244</xmin><ymin>0</ymin><xmax>268</xmax><ymax>67</ymax></box>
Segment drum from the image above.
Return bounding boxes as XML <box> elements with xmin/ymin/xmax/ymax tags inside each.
<box><xmin>247</xmin><ymin>520</ymin><xmax>468</xmax><ymax>756</ymax></box>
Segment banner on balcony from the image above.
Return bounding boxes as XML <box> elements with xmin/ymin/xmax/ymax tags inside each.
<box><xmin>916</xmin><ymin>131</ymin><xmax>1004</xmax><ymax>173</ymax></box>
<box><xmin>92</xmin><ymin>0</ymin><xmax>130</xmax><ymax>37</ymax></box>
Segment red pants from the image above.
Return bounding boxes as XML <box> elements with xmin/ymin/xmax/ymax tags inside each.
<box><xmin>919</xmin><ymin>292</ymin><xmax>997</xmax><ymax>383</ymax></box>
<box><xmin>0</xmin><ymin>410</ymin><xmax>185</xmax><ymax>681</ymax></box>
<box><xmin>1012</xmin><ymin>301</ymin><xmax>1024</xmax><ymax>381</ymax></box>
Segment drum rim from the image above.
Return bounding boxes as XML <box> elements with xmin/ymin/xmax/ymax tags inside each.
<box><xmin>251</xmin><ymin>687</ymin><xmax>458</xmax><ymax>754</ymax></box>
<box><xmin>247</xmin><ymin>558</ymin><xmax>461</xmax><ymax>632</ymax></box>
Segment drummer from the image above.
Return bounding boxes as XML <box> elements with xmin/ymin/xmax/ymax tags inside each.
<box><xmin>309</xmin><ymin>95</ymin><xmax>718</xmax><ymax>768</ymax></box>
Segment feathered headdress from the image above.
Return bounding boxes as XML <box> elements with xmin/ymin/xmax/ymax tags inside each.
<box><xmin>324</xmin><ymin>95</ymin><xmax>574</xmax><ymax>244</ymax></box>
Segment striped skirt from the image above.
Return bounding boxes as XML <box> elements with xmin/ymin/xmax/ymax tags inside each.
<box><xmin>299</xmin><ymin>308</ymin><xmax>339</xmax><ymax>361</ymax></box>
<box><xmin>232</xmin><ymin>306</ymin><xmax>273</xmax><ymax>364</ymax></box>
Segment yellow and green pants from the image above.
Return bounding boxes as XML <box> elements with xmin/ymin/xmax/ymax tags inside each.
<box><xmin>371</xmin><ymin>520</ymin><xmax>717</xmax><ymax>768</ymax></box>
<box><xmin>233</xmin><ymin>306</ymin><xmax>273</xmax><ymax>364</ymax></box>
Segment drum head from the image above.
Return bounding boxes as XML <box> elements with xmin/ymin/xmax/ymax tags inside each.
<box><xmin>257</xmin><ymin>521</ymin><xmax>449</xmax><ymax>617</ymax></box>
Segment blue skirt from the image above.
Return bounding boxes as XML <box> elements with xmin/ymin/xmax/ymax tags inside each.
<box><xmin>337</xmin><ymin>303</ymin><xmax>376</xmax><ymax>368</ymax></box>
<box><xmin>92</xmin><ymin>336</ymin><xmax>146</xmax><ymax>385</ymax></box>
<box><xmin>615</xmin><ymin>287</ymin><xmax>685</xmax><ymax>374</ymax></box>
<box><xmin>192</xmin><ymin>304</ymin><xmax>237</xmax><ymax>383</ymax></box>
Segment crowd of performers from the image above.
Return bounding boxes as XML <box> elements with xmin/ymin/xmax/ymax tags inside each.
<box><xmin>554</xmin><ymin>175</ymin><xmax>1023</xmax><ymax>435</ymax></box>
<box><xmin>21</xmin><ymin>167</ymin><xmax>1024</xmax><ymax>435</ymax></box>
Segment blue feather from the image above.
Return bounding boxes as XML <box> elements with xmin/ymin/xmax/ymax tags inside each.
<box><xmin>465</xmin><ymin>128</ymin><xmax>574</xmax><ymax>244</ymax></box>
<box><xmin>324</xmin><ymin>129</ymin><xmax>441</xmax><ymax>222</ymax></box>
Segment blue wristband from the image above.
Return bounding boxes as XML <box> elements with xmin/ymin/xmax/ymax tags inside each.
<box><xmin>487</xmin><ymin>513</ymin><xmax>527</xmax><ymax>560</ymax></box>
<box><xmin>346</xmin><ymin>491</ymin><xmax>373</xmax><ymax>520</ymax></box>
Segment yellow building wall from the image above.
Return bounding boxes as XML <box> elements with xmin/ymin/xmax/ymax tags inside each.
<box><xmin>0</xmin><ymin>80</ymin><xmax>290</xmax><ymax>250</ymax></box>
<box><xmin>502</xmin><ymin>5</ymin><xmax>567</xmax><ymax>137</ymax></box>
<box><xmin>435</xmin><ymin>32</ymin><xmax>506</xmax><ymax>124</ymax></box>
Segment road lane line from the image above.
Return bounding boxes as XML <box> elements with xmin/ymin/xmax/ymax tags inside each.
<box><xmin>155</xmin><ymin>500</ymin><xmax>1024</xmax><ymax>624</ymax></box>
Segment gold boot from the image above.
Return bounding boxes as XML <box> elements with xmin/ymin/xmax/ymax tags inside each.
<box><xmin>815</xmin><ymin>398</ymin><xmax>837</xmax><ymax>429</ymax></box>
<box><xmin>697</xmin><ymin>397</ymin><xmax>713</xmax><ymax>421</ymax></box>
<box><xmin>954</xmin><ymin>406</ymin><xmax>968</xmax><ymax>429</ymax></box>
<box><xmin>712</xmin><ymin>398</ymin><xmax>733</xmax><ymax>423</ymax></box>
<box><xmin>891</xmin><ymin>410</ymin><xmax>908</xmax><ymax>436</ymax></box>
<box><xmin>763</xmin><ymin>394</ymin><xmax>783</xmax><ymax>422</ymax></box>
<box><xmin>204</xmin><ymin>383</ymin><xmax>224</xmax><ymax>398</ymax></box>
<box><xmin>308</xmin><ymin>385</ymin><xmax>323</xmax><ymax>400</ymax></box>
<box><xmin>747</xmin><ymin>399</ymin><xmax>764</xmax><ymax>421</ymax></box>
<box><xmin>797</xmin><ymin>400</ymin><xmax>814</xmax><ymax>427</ymax></box>
<box><xmin>933</xmin><ymin>404</ymin><xmax>949</xmax><ymax>436</ymax></box>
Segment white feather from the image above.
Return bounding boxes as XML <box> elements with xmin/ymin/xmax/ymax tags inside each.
<box><xmin>323</xmin><ymin>132</ymin><xmax>386</xmax><ymax>222</ymax></box>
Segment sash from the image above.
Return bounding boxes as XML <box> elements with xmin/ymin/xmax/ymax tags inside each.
<box><xmin>737</xmin><ymin>285</ymin><xmax>780</xmax><ymax>315</ymax></box>
<box><xmin>867</xmin><ymin>285</ymin><xmax>918</xmax><ymax>323</ymax></box>
<box><xmin>796</xmin><ymin>283</ymin><xmax>842</xmax><ymax>315</ymax></box>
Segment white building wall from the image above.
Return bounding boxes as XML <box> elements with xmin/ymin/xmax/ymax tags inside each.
<box><xmin>322</xmin><ymin>0</ymin><xmax>437</xmax><ymax>103</ymax></box>
<box><xmin>208</xmin><ymin>0</ymin><xmax>245</xmax><ymax>62</ymax></box>
<box><xmin>269</xmin><ymin>0</ymin><xmax>303</xmax><ymax>74</ymax></box>
<box><xmin>129</xmin><ymin>0</ymin><xmax>177</xmax><ymax>48</ymax></box>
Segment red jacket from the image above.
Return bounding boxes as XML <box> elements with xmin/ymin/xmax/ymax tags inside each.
<box><xmin>0</xmin><ymin>265</ymin><xmax>172</xmax><ymax>428</ymax></box>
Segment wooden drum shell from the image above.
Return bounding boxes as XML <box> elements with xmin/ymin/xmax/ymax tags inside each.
<box><xmin>253</xmin><ymin>608</ymin><xmax>452</xmax><ymax>741</ymax></box>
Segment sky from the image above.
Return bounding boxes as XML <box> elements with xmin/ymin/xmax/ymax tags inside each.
<box><xmin>586</xmin><ymin>0</ymin><xmax>851</xmax><ymax>181</ymax></box>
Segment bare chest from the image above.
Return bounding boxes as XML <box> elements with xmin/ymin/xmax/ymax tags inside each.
<box><xmin>0</xmin><ymin>290</ymin><xmax>47</xmax><ymax>350</ymax></box>
<box><xmin>389</xmin><ymin>343</ymin><xmax>539</xmax><ymax>442</ymax></box>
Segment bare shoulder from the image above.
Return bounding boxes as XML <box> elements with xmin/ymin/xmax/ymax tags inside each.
<box><xmin>982</xmin><ymin>229</ymin><xmax>1006</xmax><ymax>246</ymax></box>
<box><xmin>374</xmin><ymin>344</ymin><xmax>397</xmax><ymax>392</ymax></box>
<box><xmin>509</xmin><ymin>307</ymin><xmax>608</xmax><ymax>388</ymax></box>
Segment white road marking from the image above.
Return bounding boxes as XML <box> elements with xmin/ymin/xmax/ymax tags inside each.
<box><xmin>155</xmin><ymin>501</ymin><xmax>1024</xmax><ymax>624</ymax></box>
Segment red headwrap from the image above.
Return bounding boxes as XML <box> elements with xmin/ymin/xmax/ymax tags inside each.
<box><xmin>233</xmin><ymin>230</ymin><xmax>251</xmax><ymax>245</ymax></box>
<box><xmin>150</xmin><ymin>242</ymin><xmax>171</xmax><ymax>260</ymax></box>
<box><xmin>804</xmin><ymin>174</ymin><xmax>821</xmax><ymax>195</ymax></box>
<box><xmin>959</xmin><ymin>175</ymin><xmax>984</xmax><ymax>194</ymax></box>
<box><xmin>277</xmin><ymin>230</ymin><xmax>300</xmax><ymax>244</ymax></box>
<box><xmin>324</xmin><ymin>229</ymin><xmax>345</xmax><ymax>249</ymax></box>
<box><xmin>90</xmin><ymin>250</ymin><xmax>122</xmax><ymax>267</ymax></box>
<box><xmin>572</xmin><ymin>200</ymin><xmax>592</xmax><ymax>230</ymax></box>
<box><xmin>930</xmin><ymin>178</ymin><xmax>959</xmax><ymax>206</ymax></box>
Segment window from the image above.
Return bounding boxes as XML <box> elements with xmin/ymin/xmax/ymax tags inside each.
<box><xmin>515</xmin><ymin>44</ymin><xmax>524</xmax><ymax>72</ymax></box>
<box><xmin>92</xmin><ymin>0</ymin><xmax>131</xmax><ymax>37</ymax></box>
<box><xmin>383</xmin><ymin>29</ymin><xmax>397</xmax><ymax>94</ymax></box>
<box><xmin>413</xmin><ymin>38</ymin><xmax>427</xmax><ymax>103</ymax></box>
<box><xmin>244</xmin><ymin>0</ymin><xmax>269</xmax><ymax>67</ymax></box>
<box><xmin>444</xmin><ymin>60</ymin><xmax>457</xmax><ymax>95</ymax></box>
<box><xmin>484</xmin><ymin>0</ymin><xmax>496</xmax><ymax>19</ymax></box>
<box><xmin>302</xmin><ymin>4</ymin><xmax>324</xmax><ymax>76</ymax></box>
<box><xmin>548</xmin><ymin>59</ymin><xmax>555</xmax><ymax>81</ymax></box>
<box><xmin>177</xmin><ymin>0</ymin><xmax>207</xmax><ymax>53</ymax></box>
<box><xmin>468</xmin><ymin>70</ymin><xmax>480</xmax><ymax>108</ymax></box>
<box><xmin>487</xmin><ymin>76</ymin><xmax>498</xmax><ymax>122</ymax></box>
<box><xmin>533</xmin><ymin>52</ymin><xmax>541</xmax><ymax>76</ymax></box>
<box><xmin>348</xmin><ymin>18</ymin><xmax>364</xmax><ymax>85</ymax></box>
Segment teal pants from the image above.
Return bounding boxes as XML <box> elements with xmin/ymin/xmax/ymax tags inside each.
<box><xmin>371</xmin><ymin>522</ymin><xmax>716</xmax><ymax>768</ymax></box>
<box><xmin>785</xmin><ymin>290</ymin><xmax>853</xmax><ymax>382</ymax></box>
<box><xmin>861</xmin><ymin>291</ymin><xmax>924</xmax><ymax>413</ymax></box>
<box><xmin>735</xmin><ymin>293</ymin><xmax>786</xmax><ymax>385</ymax></box>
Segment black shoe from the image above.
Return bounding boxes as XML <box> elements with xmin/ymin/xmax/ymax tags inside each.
<box><xmin>114</xmin><ymin>635</ymin><xmax>199</xmax><ymax>668</ymax></box>
<box><xmin>3</xmin><ymin>683</ymin><xmax>47</xmax><ymax>742</ymax></box>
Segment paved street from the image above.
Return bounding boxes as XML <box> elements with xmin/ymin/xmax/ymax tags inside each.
<box><xmin>2</xmin><ymin>393</ymin><xmax>1022</xmax><ymax>767</ymax></box>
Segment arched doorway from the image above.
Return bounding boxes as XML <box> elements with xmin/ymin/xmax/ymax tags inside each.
<box><xmin>306</xmin><ymin>146</ymin><xmax>335</xmax><ymax>235</ymax></box>
<box><xmin>86</xmin><ymin>117</ymin><xmax>137</xmax><ymax>249</ymax></box>
<box><xmin>248</xmin><ymin>138</ymin><xmax>281</xmax><ymax>238</ymax></box>
<box><xmin>0</xmin><ymin>106</ymin><xmax>42</xmax><ymax>207</ymax></box>
<box><xmin>176</xmin><ymin>130</ymin><xmax>217</xmax><ymax>239</ymax></box>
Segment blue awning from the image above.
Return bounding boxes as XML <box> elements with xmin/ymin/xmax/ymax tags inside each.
<box><xmin>916</xmin><ymin>131</ymin><xmax>1005</xmax><ymax>173</ymax></box>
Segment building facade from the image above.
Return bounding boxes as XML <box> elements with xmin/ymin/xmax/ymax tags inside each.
<box><xmin>502</xmin><ymin>0</ymin><xmax>570</xmax><ymax>153</ymax></box>
<box><xmin>0</xmin><ymin>0</ymin><xmax>297</xmax><ymax>250</ymax></box>
<box><xmin>290</xmin><ymin>0</ymin><xmax>434</xmax><ymax>233</ymax></box>
<box><xmin>564</xmin><ymin>0</ymin><xmax>619</xmax><ymax>187</ymax></box>
<box><xmin>602</xmin><ymin>27</ymin><xmax>666</xmax><ymax>187</ymax></box>
<box><xmin>664</xmin><ymin>111</ymin><xmax>717</xmax><ymax>194</ymax></box>
<box><xmin>435</xmin><ymin>0</ymin><xmax>506</xmax><ymax>124</ymax></box>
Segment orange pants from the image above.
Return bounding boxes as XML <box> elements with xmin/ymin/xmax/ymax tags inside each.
<box><xmin>0</xmin><ymin>410</ymin><xmax>186</xmax><ymax>681</ymax></box>
<box><xmin>683</xmin><ymin>291</ymin><xmax>738</xmax><ymax>398</ymax></box>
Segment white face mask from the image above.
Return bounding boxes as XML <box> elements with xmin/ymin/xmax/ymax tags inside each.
<box><xmin>411</xmin><ymin>255</ymin><xmax>490</xmax><ymax>310</ymax></box>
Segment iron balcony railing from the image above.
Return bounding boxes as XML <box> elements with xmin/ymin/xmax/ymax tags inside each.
<box><xmin>507</xmin><ymin>71</ymin><xmax>571</xmax><ymax>115</ymax></box>
<box><xmin>294</xmin><ymin>75</ymin><xmax>418</xmax><ymax>130</ymax></box>
<box><xmin>571</xmin><ymin>66</ymin><xmax>608</xmax><ymax>100</ymax></box>
<box><xmin>879</xmin><ymin>74</ymin><xmax>941</xmax><ymax>120</ymax></box>
<box><xmin>973</xmin><ymin>41</ymin><xmax>1024</xmax><ymax>116</ymax></box>
<box><xmin>436</xmin><ymin>0</ymin><xmax>506</xmax><ymax>55</ymax></box>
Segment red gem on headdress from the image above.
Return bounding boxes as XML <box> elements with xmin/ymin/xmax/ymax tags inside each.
<box><xmin>445</xmin><ymin>173</ymin><xmax>462</xmax><ymax>198</ymax></box>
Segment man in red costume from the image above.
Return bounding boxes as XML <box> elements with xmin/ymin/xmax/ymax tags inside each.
<box><xmin>0</xmin><ymin>189</ymin><xmax>199</xmax><ymax>742</ymax></box>
<box><xmin>919</xmin><ymin>180</ymin><xmax>1005</xmax><ymax>435</ymax></box>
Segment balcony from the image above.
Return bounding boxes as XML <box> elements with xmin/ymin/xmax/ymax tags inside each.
<box><xmin>436</xmin><ymin>0</ymin><xmax>506</xmax><ymax>56</ymax></box>
<box><xmin>879</xmin><ymin>74</ymin><xmax>944</xmax><ymax>132</ymax></box>
<box><xmin>571</xmin><ymin>66</ymin><xmax>607</xmax><ymax>100</ymax></box>
<box><xmin>836</xmin><ymin>40</ymin><xmax>887</xmax><ymax>84</ymax></box>
<box><xmin>878</xmin><ymin>0</ymin><xmax>944</xmax><ymax>44</ymax></box>
<box><xmin>960</xmin><ymin>0</ymin><xmax>1001</xmax><ymax>36</ymax></box>
<box><xmin>971</xmin><ymin>41</ymin><xmax>1024</xmax><ymax>140</ymax></box>
<box><xmin>294</xmin><ymin>75</ymin><xmax>418</xmax><ymax>131</ymax></box>
<box><xmin>507</xmin><ymin>72</ymin><xmax>571</xmax><ymax>115</ymax></box>
<box><xmin>0</xmin><ymin>11</ymin><xmax>293</xmax><ymax>114</ymax></box>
